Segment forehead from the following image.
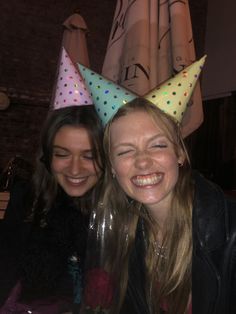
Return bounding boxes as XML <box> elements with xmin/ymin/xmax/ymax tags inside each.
<box><xmin>110</xmin><ymin>110</ymin><xmax>167</xmax><ymax>140</ymax></box>
<box><xmin>53</xmin><ymin>125</ymin><xmax>91</xmax><ymax>147</ymax></box>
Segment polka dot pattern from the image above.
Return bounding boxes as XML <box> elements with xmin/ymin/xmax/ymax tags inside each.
<box><xmin>78</xmin><ymin>63</ymin><xmax>137</xmax><ymax>126</ymax></box>
<box><xmin>144</xmin><ymin>56</ymin><xmax>206</xmax><ymax>123</ymax></box>
<box><xmin>53</xmin><ymin>47</ymin><xmax>92</xmax><ymax>110</ymax></box>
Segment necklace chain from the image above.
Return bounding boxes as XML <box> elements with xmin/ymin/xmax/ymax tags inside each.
<box><xmin>155</xmin><ymin>243</ymin><xmax>167</xmax><ymax>259</ymax></box>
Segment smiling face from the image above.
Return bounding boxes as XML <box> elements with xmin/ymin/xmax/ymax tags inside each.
<box><xmin>51</xmin><ymin>125</ymin><xmax>100</xmax><ymax>197</ymax></box>
<box><xmin>110</xmin><ymin>110</ymin><xmax>184</xmax><ymax>219</ymax></box>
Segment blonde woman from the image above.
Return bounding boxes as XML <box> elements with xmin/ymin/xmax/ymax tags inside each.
<box><xmin>79</xmin><ymin>57</ymin><xmax>236</xmax><ymax>314</ymax></box>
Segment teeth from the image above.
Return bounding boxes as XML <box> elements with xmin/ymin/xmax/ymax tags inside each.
<box><xmin>132</xmin><ymin>173</ymin><xmax>162</xmax><ymax>186</ymax></box>
<box><xmin>67</xmin><ymin>177</ymin><xmax>86</xmax><ymax>184</ymax></box>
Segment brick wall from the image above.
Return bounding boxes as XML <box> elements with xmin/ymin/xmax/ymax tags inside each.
<box><xmin>0</xmin><ymin>0</ymin><xmax>116</xmax><ymax>169</ymax></box>
<box><xmin>0</xmin><ymin>102</ymin><xmax>48</xmax><ymax>169</ymax></box>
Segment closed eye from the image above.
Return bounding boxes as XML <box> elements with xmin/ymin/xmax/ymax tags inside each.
<box><xmin>53</xmin><ymin>146</ymin><xmax>70</xmax><ymax>158</ymax></box>
<box><xmin>151</xmin><ymin>144</ymin><xmax>167</xmax><ymax>148</ymax></box>
<box><xmin>117</xmin><ymin>149</ymin><xmax>134</xmax><ymax>156</ymax></box>
<box><xmin>53</xmin><ymin>152</ymin><xmax>70</xmax><ymax>158</ymax></box>
<box><xmin>83</xmin><ymin>154</ymin><xmax>94</xmax><ymax>160</ymax></box>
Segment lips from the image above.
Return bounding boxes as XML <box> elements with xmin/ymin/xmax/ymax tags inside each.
<box><xmin>65</xmin><ymin>176</ymin><xmax>88</xmax><ymax>184</ymax></box>
<box><xmin>131</xmin><ymin>173</ymin><xmax>163</xmax><ymax>187</ymax></box>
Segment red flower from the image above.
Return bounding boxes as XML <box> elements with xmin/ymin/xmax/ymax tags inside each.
<box><xmin>84</xmin><ymin>268</ymin><xmax>114</xmax><ymax>310</ymax></box>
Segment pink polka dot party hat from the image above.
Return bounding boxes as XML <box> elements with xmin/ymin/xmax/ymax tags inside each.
<box><xmin>52</xmin><ymin>47</ymin><xmax>92</xmax><ymax>109</ymax></box>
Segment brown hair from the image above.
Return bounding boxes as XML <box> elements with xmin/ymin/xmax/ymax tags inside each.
<box><xmin>30</xmin><ymin>105</ymin><xmax>104</xmax><ymax>223</ymax></box>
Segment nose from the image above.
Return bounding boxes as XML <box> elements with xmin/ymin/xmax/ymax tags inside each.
<box><xmin>68</xmin><ymin>156</ymin><xmax>84</xmax><ymax>176</ymax></box>
<box><xmin>134</xmin><ymin>150</ymin><xmax>153</xmax><ymax>170</ymax></box>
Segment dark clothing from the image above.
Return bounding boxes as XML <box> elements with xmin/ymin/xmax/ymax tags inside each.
<box><xmin>0</xmin><ymin>182</ymin><xmax>89</xmax><ymax>313</ymax></box>
<box><xmin>192</xmin><ymin>172</ymin><xmax>236</xmax><ymax>314</ymax></box>
<box><xmin>122</xmin><ymin>172</ymin><xmax>236</xmax><ymax>314</ymax></box>
<box><xmin>0</xmin><ymin>179</ymin><xmax>31</xmax><ymax>305</ymax></box>
<box><xmin>20</xmin><ymin>189</ymin><xmax>89</xmax><ymax>301</ymax></box>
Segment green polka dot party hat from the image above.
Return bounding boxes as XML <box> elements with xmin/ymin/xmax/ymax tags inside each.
<box><xmin>78</xmin><ymin>55</ymin><xmax>206</xmax><ymax>126</ymax></box>
<box><xmin>77</xmin><ymin>63</ymin><xmax>137</xmax><ymax>126</ymax></box>
<box><xmin>144</xmin><ymin>55</ymin><xmax>206</xmax><ymax>123</ymax></box>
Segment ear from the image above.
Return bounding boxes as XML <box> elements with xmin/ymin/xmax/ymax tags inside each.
<box><xmin>177</xmin><ymin>148</ymin><xmax>186</xmax><ymax>166</ymax></box>
<box><xmin>111</xmin><ymin>167</ymin><xmax>116</xmax><ymax>176</ymax></box>
<box><xmin>111</xmin><ymin>167</ymin><xmax>116</xmax><ymax>179</ymax></box>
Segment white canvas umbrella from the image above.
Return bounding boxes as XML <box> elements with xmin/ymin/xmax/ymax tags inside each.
<box><xmin>51</xmin><ymin>10</ymin><xmax>90</xmax><ymax>106</ymax></box>
<box><xmin>62</xmin><ymin>9</ymin><xmax>90</xmax><ymax>67</ymax></box>
<box><xmin>102</xmin><ymin>0</ymin><xmax>203</xmax><ymax>138</ymax></box>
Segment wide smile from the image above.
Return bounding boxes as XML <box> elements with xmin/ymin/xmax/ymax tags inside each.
<box><xmin>131</xmin><ymin>172</ymin><xmax>163</xmax><ymax>187</ymax></box>
<box><xmin>65</xmin><ymin>176</ymin><xmax>88</xmax><ymax>185</ymax></box>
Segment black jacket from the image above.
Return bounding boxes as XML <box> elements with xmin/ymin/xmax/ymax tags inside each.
<box><xmin>122</xmin><ymin>172</ymin><xmax>236</xmax><ymax>314</ymax></box>
<box><xmin>0</xmin><ymin>183</ymin><xmax>89</xmax><ymax>310</ymax></box>
<box><xmin>192</xmin><ymin>172</ymin><xmax>236</xmax><ymax>314</ymax></box>
<box><xmin>0</xmin><ymin>179</ymin><xmax>32</xmax><ymax>305</ymax></box>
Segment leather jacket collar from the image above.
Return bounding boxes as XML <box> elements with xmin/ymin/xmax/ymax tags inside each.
<box><xmin>193</xmin><ymin>171</ymin><xmax>229</xmax><ymax>251</ymax></box>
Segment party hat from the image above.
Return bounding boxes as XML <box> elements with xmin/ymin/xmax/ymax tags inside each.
<box><xmin>144</xmin><ymin>55</ymin><xmax>206</xmax><ymax>123</ymax></box>
<box><xmin>52</xmin><ymin>47</ymin><xmax>93</xmax><ymax>109</ymax></box>
<box><xmin>77</xmin><ymin>63</ymin><xmax>137</xmax><ymax>125</ymax></box>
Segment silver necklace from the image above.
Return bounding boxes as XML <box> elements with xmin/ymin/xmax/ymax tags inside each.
<box><xmin>155</xmin><ymin>244</ymin><xmax>167</xmax><ymax>259</ymax></box>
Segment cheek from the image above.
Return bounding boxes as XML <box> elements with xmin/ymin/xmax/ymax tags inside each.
<box><xmin>112</xmin><ymin>158</ymin><xmax>129</xmax><ymax>177</ymax></box>
<box><xmin>165</xmin><ymin>156</ymin><xmax>180</xmax><ymax>182</ymax></box>
<box><xmin>112</xmin><ymin>159</ymin><xmax>132</xmax><ymax>191</ymax></box>
<box><xmin>91</xmin><ymin>163</ymin><xmax>101</xmax><ymax>177</ymax></box>
<box><xmin>85</xmin><ymin>159</ymin><xmax>98</xmax><ymax>171</ymax></box>
<box><xmin>51</xmin><ymin>158</ymin><xmax>66</xmax><ymax>173</ymax></box>
<box><xmin>160</xmin><ymin>151</ymin><xmax>179</xmax><ymax>168</ymax></box>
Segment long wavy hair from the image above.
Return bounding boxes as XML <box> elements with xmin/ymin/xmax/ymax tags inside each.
<box><xmin>99</xmin><ymin>99</ymin><xmax>193</xmax><ymax>314</ymax></box>
<box><xmin>20</xmin><ymin>105</ymin><xmax>105</xmax><ymax>300</ymax></box>
<box><xmin>29</xmin><ymin>105</ymin><xmax>104</xmax><ymax>224</ymax></box>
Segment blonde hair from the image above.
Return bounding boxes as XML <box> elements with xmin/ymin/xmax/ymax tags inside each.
<box><xmin>100</xmin><ymin>98</ymin><xmax>193</xmax><ymax>313</ymax></box>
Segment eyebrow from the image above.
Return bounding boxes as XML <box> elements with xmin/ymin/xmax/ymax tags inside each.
<box><xmin>52</xmin><ymin>145</ymin><xmax>93</xmax><ymax>153</ymax></box>
<box><xmin>112</xmin><ymin>133</ymin><xmax>167</xmax><ymax>150</ymax></box>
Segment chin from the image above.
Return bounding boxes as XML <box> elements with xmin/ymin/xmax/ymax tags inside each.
<box><xmin>73</xmin><ymin>191</ymin><xmax>90</xmax><ymax>197</ymax></box>
<box><xmin>63</xmin><ymin>187</ymin><xmax>87</xmax><ymax>197</ymax></box>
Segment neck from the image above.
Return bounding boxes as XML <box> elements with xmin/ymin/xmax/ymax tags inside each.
<box><xmin>145</xmin><ymin>193</ymin><xmax>172</xmax><ymax>231</ymax></box>
<box><xmin>147</xmin><ymin>205</ymin><xmax>169</xmax><ymax>229</ymax></box>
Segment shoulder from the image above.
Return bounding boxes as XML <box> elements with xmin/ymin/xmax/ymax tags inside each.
<box><xmin>193</xmin><ymin>171</ymin><xmax>226</xmax><ymax>205</ymax></box>
<box><xmin>192</xmin><ymin>170</ymin><xmax>229</xmax><ymax>216</ymax></box>
<box><xmin>193</xmin><ymin>172</ymin><xmax>236</xmax><ymax>238</ymax></box>
<box><xmin>192</xmin><ymin>171</ymin><xmax>229</xmax><ymax>250</ymax></box>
